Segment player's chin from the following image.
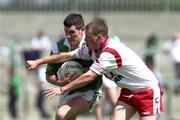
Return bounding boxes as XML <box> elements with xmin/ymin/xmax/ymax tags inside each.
<box><xmin>73</xmin><ymin>37</ymin><xmax>80</xmax><ymax>42</ymax></box>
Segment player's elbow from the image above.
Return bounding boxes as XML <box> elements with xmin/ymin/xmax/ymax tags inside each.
<box><xmin>46</xmin><ymin>75</ymin><xmax>56</xmax><ymax>84</ymax></box>
<box><xmin>85</xmin><ymin>74</ymin><xmax>96</xmax><ymax>83</ymax></box>
<box><xmin>46</xmin><ymin>75</ymin><xmax>51</xmax><ymax>83</ymax></box>
<box><xmin>84</xmin><ymin>70</ymin><xmax>97</xmax><ymax>82</ymax></box>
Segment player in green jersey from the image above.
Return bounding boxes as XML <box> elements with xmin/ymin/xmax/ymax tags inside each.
<box><xmin>45</xmin><ymin>13</ymin><xmax>102</xmax><ymax>120</ymax></box>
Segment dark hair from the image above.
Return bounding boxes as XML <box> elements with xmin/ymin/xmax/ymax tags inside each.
<box><xmin>86</xmin><ymin>19</ymin><xmax>108</xmax><ymax>36</ymax></box>
<box><xmin>144</xmin><ymin>55</ymin><xmax>154</xmax><ymax>65</ymax></box>
<box><xmin>146</xmin><ymin>34</ymin><xmax>158</xmax><ymax>48</ymax></box>
<box><xmin>93</xmin><ymin>17</ymin><xmax>107</xmax><ymax>24</ymax></box>
<box><xmin>63</xmin><ymin>13</ymin><xmax>84</xmax><ymax>28</ymax></box>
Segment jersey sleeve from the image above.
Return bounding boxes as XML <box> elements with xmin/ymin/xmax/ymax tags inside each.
<box><xmin>45</xmin><ymin>50</ymin><xmax>62</xmax><ymax>76</ymax></box>
<box><xmin>90</xmin><ymin>48</ymin><xmax>122</xmax><ymax>75</ymax></box>
<box><xmin>45</xmin><ymin>39</ymin><xmax>67</xmax><ymax>76</ymax></box>
<box><xmin>73</xmin><ymin>43</ymin><xmax>91</xmax><ymax>60</ymax></box>
<box><xmin>45</xmin><ymin>51</ymin><xmax>58</xmax><ymax>75</ymax></box>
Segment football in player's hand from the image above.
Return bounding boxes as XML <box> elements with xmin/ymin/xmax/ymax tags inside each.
<box><xmin>57</xmin><ymin>61</ymin><xmax>84</xmax><ymax>80</ymax></box>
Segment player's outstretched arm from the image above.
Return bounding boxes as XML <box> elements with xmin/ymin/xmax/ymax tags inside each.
<box><xmin>26</xmin><ymin>52</ymin><xmax>76</xmax><ymax>70</ymax></box>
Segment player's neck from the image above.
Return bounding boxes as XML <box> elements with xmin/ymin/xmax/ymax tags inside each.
<box><xmin>96</xmin><ymin>36</ymin><xmax>109</xmax><ymax>52</ymax></box>
<box><xmin>70</xmin><ymin>40</ymin><xmax>81</xmax><ymax>50</ymax></box>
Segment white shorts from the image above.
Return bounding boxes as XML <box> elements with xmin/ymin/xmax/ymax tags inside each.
<box><xmin>103</xmin><ymin>76</ymin><xmax>117</xmax><ymax>88</ymax></box>
<box><xmin>58</xmin><ymin>89</ymin><xmax>102</xmax><ymax>108</ymax></box>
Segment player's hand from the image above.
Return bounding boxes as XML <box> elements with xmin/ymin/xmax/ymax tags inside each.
<box><xmin>26</xmin><ymin>60</ymin><xmax>38</xmax><ymax>70</ymax></box>
<box><xmin>43</xmin><ymin>87</ymin><xmax>63</xmax><ymax>99</ymax></box>
<box><xmin>62</xmin><ymin>72</ymin><xmax>79</xmax><ymax>83</ymax></box>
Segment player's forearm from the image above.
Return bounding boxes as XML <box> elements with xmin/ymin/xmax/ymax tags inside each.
<box><xmin>62</xmin><ymin>73</ymin><xmax>95</xmax><ymax>93</ymax></box>
<box><xmin>37</xmin><ymin>54</ymin><xmax>61</xmax><ymax>64</ymax></box>
<box><xmin>39</xmin><ymin>52</ymin><xmax>75</xmax><ymax>65</ymax></box>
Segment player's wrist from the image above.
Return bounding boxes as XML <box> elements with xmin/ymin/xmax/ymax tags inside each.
<box><xmin>36</xmin><ymin>58</ymin><xmax>43</xmax><ymax>65</ymax></box>
<box><xmin>60</xmin><ymin>87</ymin><xmax>64</xmax><ymax>93</ymax></box>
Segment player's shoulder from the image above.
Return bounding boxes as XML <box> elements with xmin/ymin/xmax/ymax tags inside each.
<box><xmin>110</xmin><ymin>35</ymin><xmax>120</xmax><ymax>41</ymax></box>
<box><xmin>51</xmin><ymin>37</ymin><xmax>69</xmax><ymax>54</ymax></box>
<box><xmin>109</xmin><ymin>35</ymin><xmax>121</xmax><ymax>47</ymax></box>
<box><xmin>56</xmin><ymin>37</ymin><xmax>67</xmax><ymax>45</ymax></box>
<box><xmin>51</xmin><ymin>37</ymin><xmax>66</xmax><ymax>47</ymax></box>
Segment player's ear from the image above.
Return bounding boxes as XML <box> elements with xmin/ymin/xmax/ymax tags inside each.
<box><xmin>97</xmin><ymin>34</ymin><xmax>103</xmax><ymax>41</ymax></box>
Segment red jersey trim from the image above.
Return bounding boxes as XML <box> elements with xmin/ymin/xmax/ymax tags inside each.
<box><xmin>102</xmin><ymin>47</ymin><xmax>122</xmax><ymax>67</ymax></box>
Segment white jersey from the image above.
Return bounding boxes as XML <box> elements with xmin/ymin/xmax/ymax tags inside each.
<box><xmin>74</xmin><ymin>36</ymin><xmax>159</xmax><ymax>90</ymax></box>
<box><xmin>163</xmin><ymin>38</ymin><xmax>180</xmax><ymax>63</ymax></box>
<box><xmin>31</xmin><ymin>36</ymin><xmax>51</xmax><ymax>50</ymax></box>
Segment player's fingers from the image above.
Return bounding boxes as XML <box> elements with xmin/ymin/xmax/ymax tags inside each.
<box><xmin>69</xmin><ymin>73</ymin><xmax>79</xmax><ymax>81</ymax></box>
<box><xmin>44</xmin><ymin>88</ymin><xmax>60</xmax><ymax>96</ymax></box>
<box><xmin>63</xmin><ymin>73</ymin><xmax>70</xmax><ymax>80</ymax></box>
<box><xmin>44</xmin><ymin>91</ymin><xmax>55</xmax><ymax>98</ymax></box>
<box><xmin>43</xmin><ymin>88</ymin><xmax>53</xmax><ymax>95</ymax></box>
<box><xmin>26</xmin><ymin>64</ymin><xmax>34</xmax><ymax>70</ymax></box>
<box><xmin>43</xmin><ymin>88</ymin><xmax>52</xmax><ymax>92</ymax></box>
<box><xmin>26</xmin><ymin>64</ymin><xmax>30</xmax><ymax>69</ymax></box>
<box><xmin>64</xmin><ymin>72</ymin><xmax>70</xmax><ymax>77</ymax></box>
<box><xmin>28</xmin><ymin>66</ymin><xmax>33</xmax><ymax>70</ymax></box>
<box><xmin>63</xmin><ymin>76</ymin><xmax>70</xmax><ymax>81</ymax></box>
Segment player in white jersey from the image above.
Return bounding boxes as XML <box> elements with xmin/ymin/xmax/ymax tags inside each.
<box><xmin>95</xmin><ymin>35</ymin><xmax>119</xmax><ymax>120</ymax></box>
<box><xmin>26</xmin><ymin>19</ymin><xmax>163</xmax><ymax>120</ymax></box>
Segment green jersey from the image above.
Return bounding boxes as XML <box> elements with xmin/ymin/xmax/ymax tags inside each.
<box><xmin>46</xmin><ymin>37</ymin><xmax>102</xmax><ymax>95</ymax></box>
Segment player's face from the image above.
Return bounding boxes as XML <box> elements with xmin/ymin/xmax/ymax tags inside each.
<box><xmin>85</xmin><ymin>32</ymin><xmax>101</xmax><ymax>50</ymax></box>
<box><xmin>64</xmin><ymin>25</ymin><xmax>85</xmax><ymax>43</ymax></box>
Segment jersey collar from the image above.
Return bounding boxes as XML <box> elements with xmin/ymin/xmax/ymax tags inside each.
<box><xmin>97</xmin><ymin>36</ymin><xmax>109</xmax><ymax>53</ymax></box>
<box><xmin>95</xmin><ymin>36</ymin><xmax>109</xmax><ymax>57</ymax></box>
